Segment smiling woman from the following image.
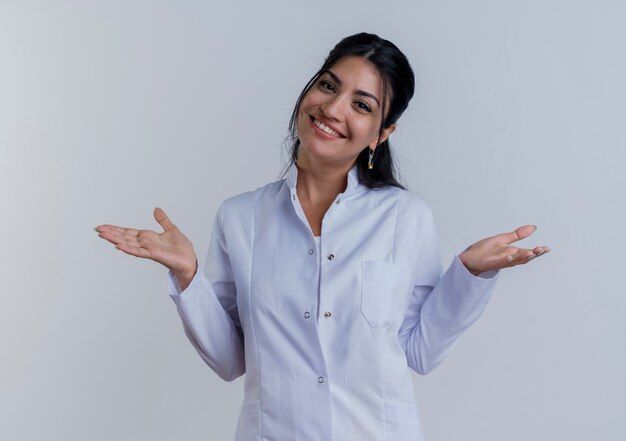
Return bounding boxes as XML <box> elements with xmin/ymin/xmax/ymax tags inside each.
<box><xmin>95</xmin><ymin>32</ymin><xmax>549</xmax><ymax>441</ymax></box>
<box><xmin>287</xmin><ymin>33</ymin><xmax>416</xmax><ymax>190</ymax></box>
<box><xmin>296</xmin><ymin>56</ymin><xmax>394</xmax><ymax>173</ymax></box>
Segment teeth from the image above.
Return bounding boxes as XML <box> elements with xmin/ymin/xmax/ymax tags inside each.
<box><xmin>314</xmin><ymin>118</ymin><xmax>340</xmax><ymax>137</ymax></box>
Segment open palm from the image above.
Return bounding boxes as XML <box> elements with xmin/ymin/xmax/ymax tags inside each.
<box><xmin>95</xmin><ymin>207</ymin><xmax>197</xmax><ymax>284</ymax></box>
<box><xmin>459</xmin><ymin>225</ymin><xmax>550</xmax><ymax>276</ymax></box>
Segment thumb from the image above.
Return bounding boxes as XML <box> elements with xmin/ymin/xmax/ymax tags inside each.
<box><xmin>501</xmin><ymin>224</ymin><xmax>537</xmax><ymax>245</ymax></box>
<box><xmin>154</xmin><ymin>207</ymin><xmax>176</xmax><ymax>232</ymax></box>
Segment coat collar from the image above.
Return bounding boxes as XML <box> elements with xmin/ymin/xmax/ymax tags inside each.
<box><xmin>284</xmin><ymin>162</ymin><xmax>361</xmax><ymax>195</ymax></box>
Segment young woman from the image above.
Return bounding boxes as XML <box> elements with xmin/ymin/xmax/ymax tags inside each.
<box><xmin>96</xmin><ymin>32</ymin><xmax>549</xmax><ymax>441</ymax></box>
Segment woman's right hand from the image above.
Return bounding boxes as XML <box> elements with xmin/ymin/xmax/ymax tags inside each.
<box><xmin>95</xmin><ymin>207</ymin><xmax>198</xmax><ymax>290</ymax></box>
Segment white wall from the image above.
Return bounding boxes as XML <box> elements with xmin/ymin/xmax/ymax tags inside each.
<box><xmin>1</xmin><ymin>1</ymin><xmax>623</xmax><ymax>440</ymax></box>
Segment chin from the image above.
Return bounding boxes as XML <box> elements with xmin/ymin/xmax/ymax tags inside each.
<box><xmin>299</xmin><ymin>143</ymin><xmax>353</xmax><ymax>168</ymax></box>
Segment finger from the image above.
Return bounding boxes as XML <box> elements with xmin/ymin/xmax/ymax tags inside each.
<box><xmin>508</xmin><ymin>249</ymin><xmax>537</xmax><ymax>266</ymax></box>
<box><xmin>116</xmin><ymin>243</ymin><xmax>153</xmax><ymax>259</ymax></box>
<box><xmin>490</xmin><ymin>246</ymin><xmax>519</xmax><ymax>264</ymax></box>
<box><xmin>519</xmin><ymin>246</ymin><xmax>550</xmax><ymax>258</ymax></box>
<box><xmin>95</xmin><ymin>224</ymin><xmax>141</xmax><ymax>236</ymax></box>
<box><xmin>500</xmin><ymin>225</ymin><xmax>537</xmax><ymax>246</ymax></box>
<box><xmin>99</xmin><ymin>230</ymin><xmax>141</xmax><ymax>247</ymax></box>
<box><xmin>533</xmin><ymin>246</ymin><xmax>551</xmax><ymax>256</ymax></box>
<box><xmin>104</xmin><ymin>229</ymin><xmax>142</xmax><ymax>242</ymax></box>
<box><xmin>154</xmin><ymin>207</ymin><xmax>176</xmax><ymax>232</ymax></box>
<box><xmin>473</xmin><ymin>247</ymin><xmax>518</xmax><ymax>272</ymax></box>
<box><xmin>97</xmin><ymin>230</ymin><xmax>124</xmax><ymax>246</ymax></box>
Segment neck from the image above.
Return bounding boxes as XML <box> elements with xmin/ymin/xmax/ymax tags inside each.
<box><xmin>295</xmin><ymin>154</ymin><xmax>353</xmax><ymax>205</ymax></box>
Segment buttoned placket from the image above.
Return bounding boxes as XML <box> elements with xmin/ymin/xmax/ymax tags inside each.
<box><xmin>288</xmin><ymin>188</ymin><xmax>327</xmax><ymax>388</ymax></box>
<box><xmin>319</xmin><ymin>205</ymin><xmax>338</xmax><ymax>324</ymax></box>
<box><xmin>289</xmin><ymin>188</ymin><xmax>342</xmax><ymax>321</ymax></box>
<box><xmin>316</xmin><ymin>204</ymin><xmax>341</xmax><ymax>391</ymax></box>
<box><xmin>286</xmin><ymin>164</ymin><xmax>360</xmax><ymax>395</ymax></box>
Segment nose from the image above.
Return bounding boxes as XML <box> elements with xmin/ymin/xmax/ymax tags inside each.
<box><xmin>319</xmin><ymin>95</ymin><xmax>347</xmax><ymax>121</ymax></box>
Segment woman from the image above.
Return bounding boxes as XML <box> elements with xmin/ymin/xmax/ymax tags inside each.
<box><xmin>96</xmin><ymin>33</ymin><xmax>549</xmax><ymax>441</ymax></box>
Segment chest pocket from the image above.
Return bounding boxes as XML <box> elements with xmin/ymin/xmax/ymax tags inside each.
<box><xmin>361</xmin><ymin>261</ymin><xmax>413</xmax><ymax>331</ymax></box>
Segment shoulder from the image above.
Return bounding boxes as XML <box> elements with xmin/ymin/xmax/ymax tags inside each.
<box><xmin>368</xmin><ymin>185</ymin><xmax>434</xmax><ymax>218</ymax></box>
<box><xmin>398</xmin><ymin>187</ymin><xmax>432</xmax><ymax>213</ymax></box>
<box><xmin>219</xmin><ymin>180</ymin><xmax>283</xmax><ymax>217</ymax></box>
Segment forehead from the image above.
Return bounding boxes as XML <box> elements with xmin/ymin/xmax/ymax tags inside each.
<box><xmin>325</xmin><ymin>56</ymin><xmax>384</xmax><ymax>93</ymax></box>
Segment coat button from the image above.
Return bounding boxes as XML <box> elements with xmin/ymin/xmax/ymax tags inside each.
<box><xmin>304</xmin><ymin>311</ymin><xmax>310</xmax><ymax>319</ymax></box>
<box><xmin>292</xmin><ymin>194</ymin><xmax>296</xmax><ymax>201</ymax></box>
<box><xmin>318</xmin><ymin>376</ymin><xmax>325</xmax><ymax>383</ymax></box>
<box><xmin>324</xmin><ymin>312</ymin><xmax>332</xmax><ymax>318</ymax></box>
<box><xmin>308</xmin><ymin>248</ymin><xmax>315</xmax><ymax>255</ymax></box>
<box><xmin>327</xmin><ymin>254</ymin><xmax>334</xmax><ymax>260</ymax></box>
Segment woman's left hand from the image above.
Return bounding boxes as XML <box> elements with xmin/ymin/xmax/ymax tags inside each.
<box><xmin>458</xmin><ymin>225</ymin><xmax>550</xmax><ymax>276</ymax></box>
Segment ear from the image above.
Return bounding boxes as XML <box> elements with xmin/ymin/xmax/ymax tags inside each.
<box><xmin>369</xmin><ymin>124</ymin><xmax>397</xmax><ymax>150</ymax></box>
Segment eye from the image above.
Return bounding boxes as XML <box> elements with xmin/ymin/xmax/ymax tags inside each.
<box><xmin>319</xmin><ymin>80</ymin><xmax>336</xmax><ymax>93</ymax></box>
<box><xmin>355</xmin><ymin>101</ymin><xmax>372</xmax><ymax>113</ymax></box>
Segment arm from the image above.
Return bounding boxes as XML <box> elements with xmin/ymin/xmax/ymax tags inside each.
<box><xmin>96</xmin><ymin>205</ymin><xmax>244</xmax><ymax>381</ymax></box>
<box><xmin>397</xmin><ymin>209</ymin><xmax>498</xmax><ymax>375</ymax></box>
<box><xmin>400</xmin><ymin>257</ymin><xmax>499</xmax><ymax>375</ymax></box>
<box><xmin>168</xmin><ymin>202</ymin><xmax>245</xmax><ymax>382</ymax></box>
<box><xmin>396</xmin><ymin>202</ymin><xmax>549</xmax><ymax>375</ymax></box>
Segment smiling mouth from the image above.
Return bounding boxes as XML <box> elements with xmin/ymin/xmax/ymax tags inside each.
<box><xmin>310</xmin><ymin>116</ymin><xmax>345</xmax><ymax>138</ymax></box>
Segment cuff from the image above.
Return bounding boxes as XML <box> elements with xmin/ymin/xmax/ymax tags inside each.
<box><xmin>168</xmin><ymin>268</ymin><xmax>204</xmax><ymax>298</ymax></box>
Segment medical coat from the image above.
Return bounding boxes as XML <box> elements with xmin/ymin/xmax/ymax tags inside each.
<box><xmin>168</xmin><ymin>162</ymin><xmax>499</xmax><ymax>440</ymax></box>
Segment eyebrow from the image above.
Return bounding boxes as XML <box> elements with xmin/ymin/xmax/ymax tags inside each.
<box><xmin>324</xmin><ymin>70</ymin><xmax>381</xmax><ymax>106</ymax></box>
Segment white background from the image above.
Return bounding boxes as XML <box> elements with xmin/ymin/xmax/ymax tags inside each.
<box><xmin>1</xmin><ymin>1</ymin><xmax>624</xmax><ymax>440</ymax></box>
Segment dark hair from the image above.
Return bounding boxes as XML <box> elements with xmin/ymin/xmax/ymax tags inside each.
<box><xmin>281</xmin><ymin>32</ymin><xmax>415</xmax><ymax>189</ymax></box>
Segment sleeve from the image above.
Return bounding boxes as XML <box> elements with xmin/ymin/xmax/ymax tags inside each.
<box><xmin>167</xmin><ymin>201</ymin><xmax>245</xmax><ymax>382</ymax></box>
<box><xmin>397</xmin><ymin>204</ymin><xmax>500</xmax><ymax>375</ymax></box>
